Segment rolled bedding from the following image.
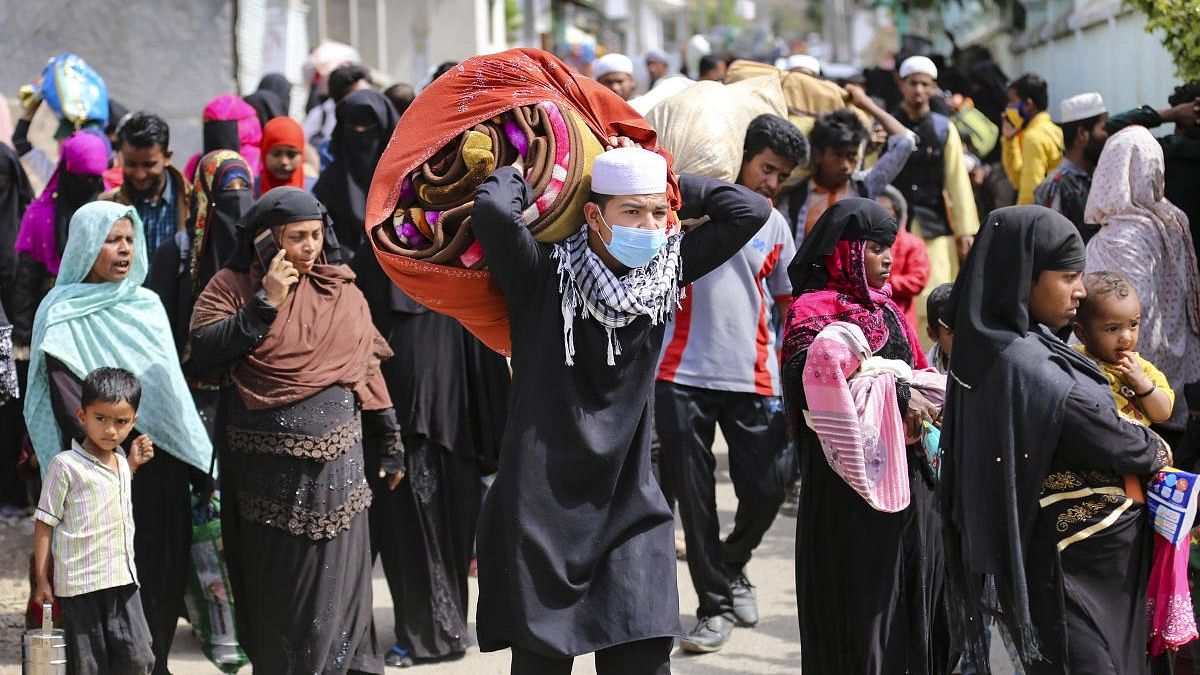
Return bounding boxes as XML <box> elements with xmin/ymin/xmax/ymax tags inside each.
<box><xmin>376</xmin><ymin>100</ymin><xmax>603</xmax><ymax>269</ymax></box>
<box><xmin>364</xmin><ymin>48</ymin><xmax>679</xmax><ymax>356</ymax></box>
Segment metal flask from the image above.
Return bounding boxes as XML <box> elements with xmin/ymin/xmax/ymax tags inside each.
<box><xmin>22</xmin><ymin>603</ymin><xmax>67</xmax><ymax>675</ymax></box>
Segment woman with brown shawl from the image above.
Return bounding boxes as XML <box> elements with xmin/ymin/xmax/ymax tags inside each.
<box><xmin>189</xmin><ymin>187</ymin><xmax>405</xmax><ymax>674</ymax></box>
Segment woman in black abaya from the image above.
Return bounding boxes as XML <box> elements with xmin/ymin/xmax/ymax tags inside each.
<box><xmin>781</xmin><ymin>199</ymin><xmax>952</xmax><ymax>675</ymax></box>
<box><xmin>353</xmin><ymin>245</ymin><xmax>509</xmax><ymax>666</ymax></box>
<box><xmin>313</xmin><ymin>89</ymin><xmax>398</xmax><ymax>256</ymax></box>
<box><xmin>941</xmin><ymin>205</ymin><xmax>1169</xmax><ymax>675</ymax></box>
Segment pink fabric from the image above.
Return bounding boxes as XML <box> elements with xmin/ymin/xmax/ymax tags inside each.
<box><xmin>784</xmin><ymin>240</ymin><xmax>928</xmax><ymax>370</ymax></box>
<box><xmin>801</xmin><ymin>322</ymin><xmax>927</xmax><ymax>512</ymax></box>
<box><xmin>1085</xmin><ymin>126</ymin><xmax>1200</xmax><ymax>423</ymax></box>
<box><xmin>185</xmin><ymin>95</ymin><xmax>263</xmax><ymax>180</ymax></box>
<box><xmin>1147</xmin><ymin>535</ymin><xmax>1198</xmax><ymax>655</ymax></box>
<box><xmin>14</xmin><ymin>131</ymin><xmax>109</xmax><ymax>275</ymax></box>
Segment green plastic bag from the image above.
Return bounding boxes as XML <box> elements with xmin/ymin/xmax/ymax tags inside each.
<box><xmin>184</xmin><ymin>493</ymin><xmax>249</xmax><ymax>673</ymax></box>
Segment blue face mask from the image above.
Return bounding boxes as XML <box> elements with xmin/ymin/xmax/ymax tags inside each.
<box><xmin>598</xmin><ymin>214</ymin><xmax>668</xmax><ymax>269</ymax></box>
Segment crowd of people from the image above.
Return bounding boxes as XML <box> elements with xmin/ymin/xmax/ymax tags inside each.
<box><xmin>2</xmin><ymin>36</ymin><xmax>1200</xmax><ymax>675</ymax></box>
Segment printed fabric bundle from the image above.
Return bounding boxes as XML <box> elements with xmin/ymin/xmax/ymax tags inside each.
<box><xmin>365</xmin><ymin>48</ymin><xmax>680</xmax><ymax>356</ymax></box>
<box><xmin>381</xmin><ymin>99</ymin><xmax>604</xmax><ymax>268</ymax></box>
<box><xmin>801</xmin><ymin>322</ymin><xmax>945</xmax><ymax>512</ymax></box>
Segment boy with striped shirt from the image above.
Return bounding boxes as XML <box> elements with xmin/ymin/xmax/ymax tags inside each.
<box><xmin>32</xmin><ymin>367</ymin><xmax>157</xmax><ymax>675</ymax></box>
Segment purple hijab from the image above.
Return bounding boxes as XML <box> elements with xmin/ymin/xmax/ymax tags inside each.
<box><xmin>14</xmin><ymin>131</ymin><xmax>108</xmax><ymax>275</ymax></box>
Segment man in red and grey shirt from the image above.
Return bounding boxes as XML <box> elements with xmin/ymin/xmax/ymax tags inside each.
<box><xmin>655</xmin><ymin>114</ymin><xmax>804</xmax><ymax>653</ymax></box>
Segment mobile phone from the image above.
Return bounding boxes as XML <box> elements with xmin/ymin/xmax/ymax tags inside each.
<box><xmin>254</xmin><ymin>229</ymin><xmax>281</xmax><ymax>271</ymax></box>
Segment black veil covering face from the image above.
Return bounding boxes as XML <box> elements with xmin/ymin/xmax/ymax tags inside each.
<box><xmin>312</xmin><ymin>89</ymin><xmax>399</xmax><ymax>254</ymax></box>
<box><xmin>226</xmin><ymin>186</ymin><xmax>344</xmax><ymax>272</ymax></box>
<box><xmin>940</xmin><ymin>205</ymin><xmax>1100</xmax><ymax>665</ymax></box>
<box><xmin>53</xmin><ymin>170</ymin><xmax>105</xmax><ymax>257</ymax></box>
<box><xmin>203</xmin><ymin>120</ymin><xmax>242</xmax><ymax>154</ymax></box>
<box><xmin>245</xmin><ymin>74</ymin><xmax>292</xmax><ymax>127</ymax></box>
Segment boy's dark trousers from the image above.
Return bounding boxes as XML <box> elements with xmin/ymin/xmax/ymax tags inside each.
<box><xmin>58</xmin><ymin>583</ymin><xmax>155</xmax><ymax>675</ymax></box>
<box><xmin>654</xmin><ymin>381</ymin><xmax>794</xmax><ymax>619</ymax></box>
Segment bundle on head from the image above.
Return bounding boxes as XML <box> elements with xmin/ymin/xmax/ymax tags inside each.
<box><xmin>364</xmin><ymin>48</ymin><xmax>679</xmax><ymax>355</ymax></box>
<box><xmin>379</xmin><ymin>99</ymin><xmax>604</xmax><ymax>269</ymax></box>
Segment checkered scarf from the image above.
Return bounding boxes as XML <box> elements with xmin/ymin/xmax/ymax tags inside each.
<box><xmin>552</xmin><ymin>227</ymin><xmax>684</xmax><ymax>366</ymax></box>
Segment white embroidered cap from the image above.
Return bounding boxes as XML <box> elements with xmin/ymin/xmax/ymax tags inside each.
<box><xmin>898</xmin><ymin>55</ymin><xmax>938</xmax><ymax>80</ymax></box>
<box><xmin>593</xmin><ymin>53</ymin><xmax>634</xmax><ymax>80</ymax></box>
<box><xmin>591</xmin><ymin>147</ymin><xmax>668</xmax><ymax>195</ymax></box>
<box><xmin>1060</xmin><ymin>92</ymin><xmax>1106</xmax><ymax>123</ymax></box>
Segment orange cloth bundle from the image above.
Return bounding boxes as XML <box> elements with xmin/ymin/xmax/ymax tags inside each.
<box><xmin>365</xmin><ymin>48</ymin><xmax>678</xmax><ymax>355</ymax></box>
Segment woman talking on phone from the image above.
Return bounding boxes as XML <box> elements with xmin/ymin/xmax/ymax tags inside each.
<box><xmin>189</xmin><ymin>187</ymin><xmax>406</xmax><ymax>674</ymax></box>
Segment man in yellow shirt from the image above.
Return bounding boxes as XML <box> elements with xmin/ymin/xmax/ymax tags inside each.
<box><xmin>1001</xmin><ymin>73</ymin><xmax>1064</xmax><ymax>204</ymax></box>
<box><xmin>890</xmin><ymin>55</ymin><xmax>979</xmax><ymax>341</ymax></box>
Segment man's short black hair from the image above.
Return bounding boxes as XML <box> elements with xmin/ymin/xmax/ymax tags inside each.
<box><xmin>81</xmin><ymin>367</ymin><xmax>142</xmax><ymax>411</ymax></box>
<box><xmin>1009</xmin><ymin>73</ymin><xmax>1049</xmax><ymax>112</ymax></box>
<box><xmin>1061</xmin><ymin>113</ymin><xmax>1104</xmax><ymax>153</ymax></box>
<box><xmin>118</xmin><ymin>112</ymin><xmax>170</xmax><ymax>151</ymax></box>
<box><xmin>810</xmin><ymin>108</ymin><xmax>869</xmax><ymax>152</ymax></box>
<box><xmin>328</xmin><ymin>64</ymin><xmax>373</xmax><ymax>102</ymax></box>
<box><xmin>699</xmin><ymin>55</ymin><xmax>721</xmax><ymax>76</ymax></box>
<box><xmin>926</xmin><ymin>283</ymin><xmax>955</xmax><ymax>331</ymax></box>
<box><xmin>384</xmin><ymin>83</ymin><xmax>415</xmax><ymax>117</ymax></box>
<box><xmin>743</xmin><ymin>114</ymin><xmax>809</xmax><ymax>167</ymax></box>
<box><xmin>1168</xmin><ymin>80</ymin><xmax>1200</xmax><ymax>107</ymax></box>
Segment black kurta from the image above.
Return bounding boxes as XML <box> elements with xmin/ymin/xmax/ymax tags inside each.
<box><xmin>470</xmin><ymin>168</ymin><xmax>769</xmax><ymax>657</ymax></box>
<box><xmin>785</xmin><ymin>310</ymin><xmax>954</xmax><ymax>675</ymax></box>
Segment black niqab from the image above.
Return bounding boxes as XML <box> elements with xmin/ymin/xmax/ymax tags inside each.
<box><xmin>53</xmin><ymin>171</ymin><xmax>105</xmax><ymax>257</ymax></box>
<box><xmin>312</xmin><ymin>89</ymin><xmax>399</xmax><ymax>254</ymax></box>
<box><xmin>203</xmin><ymin>120</ymin><xmax>242</xmax><ymax>154</ymax></box>
<box><xmin>940</xmin><ymin>205</ymin><xmax>1100</xmax><ymax>667</ymax></box>
<box><xmin>0</xmin><ymin>144</ymin><xmax>34</xmax><ymax>284</ymax></box>
<box><xmin>787</xmin><ymin>197</ymin><xmax>898</xmax><ymax>295</ymax></box>
<box><xmin>245</xmin><ymin>74</ymin><xmax>292</xmax><ymax>128</ymax></box>
<box><xmin>225</xmin><ymin>187</ymin><xmax>343</xmax><ymax>272</ymax></box>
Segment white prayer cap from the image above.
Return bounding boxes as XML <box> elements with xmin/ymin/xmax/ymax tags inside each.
<box><xmin>784</xmin><ymin>54</ymin><xmax>822</xmax><ymax>76</ymax></box>
<box><xmin>1060</xmin><ymin>92</ymin><xmax>1106</xmax><ymax>123</ymax></box>
<box><xmin>645</xmin><ymin>49</ymin><xmax>669</xmax><ymax>65</ymax></box>
<box><xmin>593</xmin><ymin>53</ymin><xmax>634</xmax><ymax>80</ymax></box>
<box><xmin>591</xmin><ymin>147</ymin><xmax>668</xmax><ymax>196</ymax></box>
<box><xmin>898</xmin><ymin>55</ymin><xmax>938</xmax><ymax>80</ymax></box>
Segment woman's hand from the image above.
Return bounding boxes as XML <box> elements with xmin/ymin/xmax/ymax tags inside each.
<box><xmin>905</xmin><ymin>389</ymin><xmax>940</xmax><ymax>444</ymax></box>
<box><xmin>262</xmin><ymin>249</ymin><xmax>299</xmax><ymax>307</ymax></box>
<box><xmin>380</xmin><ymin>468</ymin><xmax>406</xmax><ymax>490</ymax></box>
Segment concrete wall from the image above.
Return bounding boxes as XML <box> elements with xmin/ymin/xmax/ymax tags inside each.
<box><xmin>0</xmin><ymin>0</ymin><xmax>238</xmax><ymax>163</ymax></box>
<box><xmin>381</xmin><ymin>0</ymin><xmax>508</xmax><ymax>88</ymax></box>
<box><xmin>1016</xmin><ymin>11</ymin><xmax>1177</xmax><ymax>123</ymax></box>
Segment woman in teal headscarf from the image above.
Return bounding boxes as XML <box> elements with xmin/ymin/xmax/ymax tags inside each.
<box><xmin>25</xmin><ymin>200</ymin><xmax>212</xmax><ymax>675</ymax></box>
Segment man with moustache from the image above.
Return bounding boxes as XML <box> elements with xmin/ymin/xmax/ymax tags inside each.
<box><xmin>1034</xmin><ymin>93</ymin><xmax>1109</xmax><ymax>243</ymax></box>
<box><xmin>102</xmin><ymin>113</ymin><xmax>190</xmax><ymax>261</ymax></box>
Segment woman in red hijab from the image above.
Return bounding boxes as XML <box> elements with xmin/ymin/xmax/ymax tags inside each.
<box><xmin>257</xmin><ymin>117</ymin><xmax>313</xmax><ymax>195</ymax></box>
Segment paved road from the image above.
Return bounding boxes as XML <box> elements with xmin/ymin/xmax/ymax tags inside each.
<box><xmin>5</xmin><ymin>436</ymin><xmax>1017</xmax><ymax>674</ymax></box>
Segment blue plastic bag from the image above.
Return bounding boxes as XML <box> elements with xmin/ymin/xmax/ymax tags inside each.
<box><xmin>39</xmin><ymin>54</ymin><xmax>108</xmax><ymax>128</ymax></box>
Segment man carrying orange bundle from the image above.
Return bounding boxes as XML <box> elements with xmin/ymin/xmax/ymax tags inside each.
<box><xmin>470</xmin><ymin>146</ymin><xmax>770</xmax><ymax>674</ymax></box>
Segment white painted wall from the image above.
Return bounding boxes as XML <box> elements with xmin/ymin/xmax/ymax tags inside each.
<box><xmin>1016</xmin><ymin>11</ymin><xmax>1177</xmax><ymax>124</ymax></box>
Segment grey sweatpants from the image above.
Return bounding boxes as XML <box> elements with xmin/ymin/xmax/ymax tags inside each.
<box><xmin>58</xmin><ymin>584</ymin><xmax>155</xmax><ymax>675</ymax></box>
